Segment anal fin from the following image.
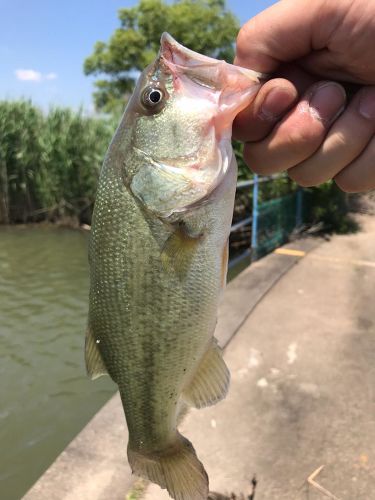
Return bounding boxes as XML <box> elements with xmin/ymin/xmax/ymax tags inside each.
<box><xmin>182</xmin><ymin>338</ymin><xmax>230</xmax><ymax>409</ymax></box>
<box><xmin>85</xmin><ymin>327</ymin><xmax>108</xmax><ymax>380</ymax></box>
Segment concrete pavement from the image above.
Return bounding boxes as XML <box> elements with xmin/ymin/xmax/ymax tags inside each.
<box><xmin>144</xmin><ymin>212</ymin><xmax>375</xmax><ymax>500</ymax></box>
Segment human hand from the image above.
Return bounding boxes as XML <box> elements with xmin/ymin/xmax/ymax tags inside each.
<box><xmin>233</xmin><ymin>0</ymin><xmax>375</xmax><ymax>192</ymax></box>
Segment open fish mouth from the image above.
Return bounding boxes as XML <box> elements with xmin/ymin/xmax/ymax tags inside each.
<box><xmin>159</xmin><ymin>32</ymin><xmax>266</xmax><ymax>91</ymax></box>
<box><xmin>158</xmin><ymin>32</ymin><xmax>265</xmax><ymax>137</ymax></box>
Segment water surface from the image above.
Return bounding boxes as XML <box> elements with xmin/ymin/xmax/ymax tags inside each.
<box><xmin>0</xmin><ymin>226</ymin><xmax>115</xmax><ymax>500</ymax></box>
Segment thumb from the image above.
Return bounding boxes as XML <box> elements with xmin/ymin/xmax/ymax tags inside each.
<box><xmin>234</xmin><ymin>0</ymin><xmax>346</xmax><ymax>73</ymax></box>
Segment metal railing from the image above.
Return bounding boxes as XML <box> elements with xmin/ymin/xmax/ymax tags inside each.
<box><xmin>228</xmin><ymin>174</ymin><xmax>303</xmax><ymax>270</ymax></box>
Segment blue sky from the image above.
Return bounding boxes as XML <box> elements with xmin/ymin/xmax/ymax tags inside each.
<box><xmin>0</xmin><ymin>0</ymin><xmax>276</xmax><ymax>111</ymax></box>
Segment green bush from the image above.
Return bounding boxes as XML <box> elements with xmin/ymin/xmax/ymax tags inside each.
<box><xmin>303</xmin><ymin>181</ymin><xmax>357</xmax><ymax>234</ymax></box>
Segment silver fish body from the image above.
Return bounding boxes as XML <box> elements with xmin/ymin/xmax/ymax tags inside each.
<box><xmin>86</xmin><ymin>33</ymin><xmax>262</xmax><ymax>500</ymax></box>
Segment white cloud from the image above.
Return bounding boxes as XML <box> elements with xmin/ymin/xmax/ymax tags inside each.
<box><xmin>45</xmin><ymin>72</ymin><xmax>57</xmax><ymax>80</ymax></box>
<box><xmin>15</xmin><ymin>69</ymin><xmax>58</xmax><ymax>82</ymax></box>
<box><xmin>15</xmin><ymin>69</ymin><xmax>42</xmax><ymax>81</ymax></box>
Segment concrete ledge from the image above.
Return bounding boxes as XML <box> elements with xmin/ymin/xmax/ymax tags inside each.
<box><xmin>216</xmin><ymin>237</ymin><xmax>320</xmax><ymax>348</ymax></box>
<box><xmin>23</xmin><ymin>394</ymin><xmax>130</xmax><ymax>500</ymax></box>
<box><xmin>23</xmin><ymin>237</ymin><xmax>321</xmax><ymax>500</ymax></box>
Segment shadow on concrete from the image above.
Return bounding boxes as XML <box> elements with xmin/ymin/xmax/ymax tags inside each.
<box><xmin>209</xmin><ymin>475</ymin><xmax>258</xmax><ymax>500</ymax></box>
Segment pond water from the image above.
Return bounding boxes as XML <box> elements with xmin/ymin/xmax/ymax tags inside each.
<box><xmin>0</xmin><ymin>226</ymin><xmax>116</xmax><ymax>500</ymax></box>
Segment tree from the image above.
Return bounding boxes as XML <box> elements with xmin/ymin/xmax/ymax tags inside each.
<box><xmin>84</xmin><ymin>0</ymin><xmax>239</xmax><ymax>112</ymax></box>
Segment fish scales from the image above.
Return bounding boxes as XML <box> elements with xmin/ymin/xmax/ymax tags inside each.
<box><xmin>90</xmin><ymin>164</ymin><xmax>233</xmax><ymax>441</ymax></box>
<box><xmin>86</xmin><ymin>32</ymin><xmax>263</xmax><ymax>500</ymax></box>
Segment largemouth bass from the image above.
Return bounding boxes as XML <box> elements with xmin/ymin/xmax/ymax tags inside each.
<box><xmin>86</xmin><ymin>33</ymin><xmax>262</xmax><ymax>500</ymax></box>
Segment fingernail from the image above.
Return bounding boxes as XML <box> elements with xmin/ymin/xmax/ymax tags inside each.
<box><xmin>259</xmin><ymin>87</ymin><xmax>296</xmax><ymax>121</ymax></box>
<box><xmin>308</xmin><ymin>82</ymin><xmax>346</xmax><ymax>124</ymax></box>
<box><xmin>359</xmin><ymin>89</ymin><xmax>375</xmax><ymax>119</ymax></box>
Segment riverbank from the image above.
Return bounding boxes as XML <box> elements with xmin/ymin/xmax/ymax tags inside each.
<box><xmin>0</xmin><ymin>219</ymin><xmax>91</xmax><ymax>231</ymax></box>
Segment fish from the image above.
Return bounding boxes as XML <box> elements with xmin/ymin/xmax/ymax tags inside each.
<box><xmin>85</xmin><ymin>32</ymin><xmax>263</xmax><ymax>500</ymax></box>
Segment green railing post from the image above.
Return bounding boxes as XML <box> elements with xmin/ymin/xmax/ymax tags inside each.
<box><xmin>251</xmin><ymin>174</ymin><xmax>259</xmax><ymax>261</ymax></box>
<box><xmin>296</xmin><ymin>187</ymin><xmax>303</xmax><ymax>227</ymax></box>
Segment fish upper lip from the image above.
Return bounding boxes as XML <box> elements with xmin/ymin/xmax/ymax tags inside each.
<box><xmin>160</xmin><ymin>32</ymin><xmax>267</xmax><ymax>84</ymax></box>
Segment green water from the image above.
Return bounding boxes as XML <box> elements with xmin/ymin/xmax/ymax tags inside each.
<box><xmin>0</xmin><ymin>226</ymin><xmax>116</xmax><ymax>500</ymax></box>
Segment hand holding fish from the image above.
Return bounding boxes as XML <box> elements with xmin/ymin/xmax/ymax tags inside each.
<box><xmin>234</xmin><ymin>0</ymin><xmax>375</xmax><ymax>193</ymax></box>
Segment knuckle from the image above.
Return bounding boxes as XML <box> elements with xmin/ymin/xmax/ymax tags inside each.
<box><xmin>329</xmin><ymin>130</ymin><xmax>347</xmax><ymax>149</ymax></box>
<box><xmin>243</xmin><ymin>145</ymin><xmax>274</xmax><ymax>175</ymax></box>
<box><xmin>288</xmin><ymin>167</ymin><xmax>317</xmax><ymax>187</ymax></box>
<box><xmin>235</xmin><ymin>23</ymin><xmax>255</xmax><ymax>62</ymax></box>
<box><xmin>249</xmin><ymin>163</ymin><xmax>269</xmax><ymax>174</ymax></box>
<box><xmin>334</xmin><ymin>171</ymin><xmax>357</xmax><ymax>193</ymax></box>
<box><xmin>334</xmin><ymin>167</ymin><xmax>358</xmax><ymax>193</ymax></box>
<box><xmin>357</xmin><ymin>86</ymin><xmax>375</xmax><ymax>122</ymax></box>
<box><xmin>285</xmin><ymin>124</ymin><xmax>323</xmax><ymax>151</ymax></box>
<box><xmin>235</xmin><ymin>26</ymin><xmax>248</xmax><ymax>56</ymax></box>
<box><xmin>288</xmin><ymin>161</ymin><xmax>332</xmax><ymax>187</ymax></box>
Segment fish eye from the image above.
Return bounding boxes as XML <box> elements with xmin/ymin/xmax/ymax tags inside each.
<box><xmin>142</xmin><ymin>87</ymin><xmax>164</xmax><ymax>108</ymax></box>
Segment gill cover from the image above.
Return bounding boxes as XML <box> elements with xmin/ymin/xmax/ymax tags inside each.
<box><xmin>130</xmin><ymin>33</ymin><xmax>264</xmax><ymax>218</ymax></box>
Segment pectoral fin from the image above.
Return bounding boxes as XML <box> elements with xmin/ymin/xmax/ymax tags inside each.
<box><xmin>161</xmin><ymin>224</ymin><xmax>204</xmax><ymax>278</ymax></box>
<box><xmin>85</xmin><ymin>327</ymin><xmax>108</xmax><ymax>380</ymax></box>
<box><xmin>182</xmin><ymin>338</ymin><xmax>230</xmax><ymax>408</ymax></box>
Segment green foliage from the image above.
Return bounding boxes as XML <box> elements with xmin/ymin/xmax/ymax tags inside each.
<box><xmin>0</xmin><ymin>100</ymin><xmax>116</xmax><ymax>224</ymax></box>
<box><xmin>84</xmin><ymin>0</ymin><xmax>239</xmax><ymax>112</ymax></box>
<box><xmin>303</xmin><ymin>181</ymin><xmax>358</xmax><ymax>234</ymax></box>
<box><xmin>232</xmin><ymin>140</ymin><xmax>248</xmax><ymax>181</ymax></box>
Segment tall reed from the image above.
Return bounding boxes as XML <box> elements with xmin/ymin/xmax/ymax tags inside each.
<box><xmin>0</xmin><ymin>100</ymin><xmax>116</xmax><ymax>224</ymax></box>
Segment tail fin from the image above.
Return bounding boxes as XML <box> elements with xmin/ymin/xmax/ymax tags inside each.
<box><xmin>127</xmin><ymin>433</ymin><xmax>208</xmax><ymax>500</ymax></box>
